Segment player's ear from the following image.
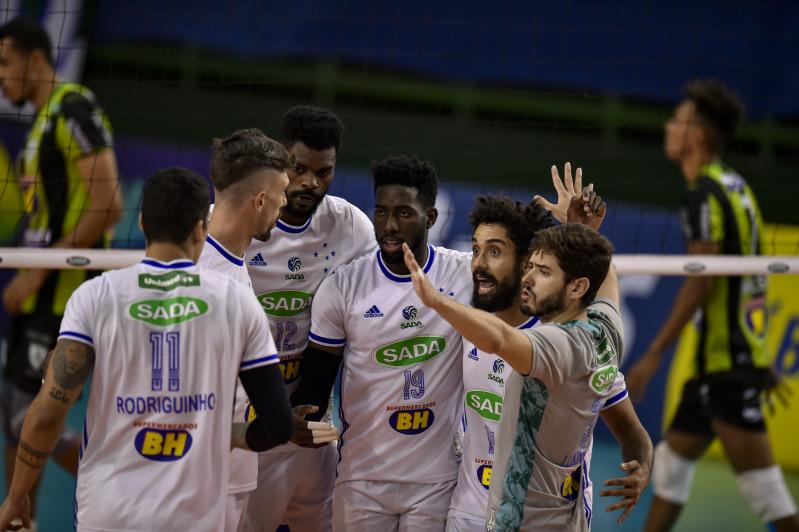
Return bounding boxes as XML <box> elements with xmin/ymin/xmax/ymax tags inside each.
<box><xmin>568</xmin><ymin>277</ymin><xmax>590</xmax><ymax>303</ymax></box>
<box><xmin>254</xmin><ymin>190</ymin><xmax>267</xmax><ymax>212</ymax></box>
<box><xmin>425</xmin><ymin>206</ymin><xmax>438</xmax><ymax>229</ymax></box>
<box><xmin>191</xmin><ymin>218</ymin><xmax>206</xmax><ymax>245</ymax></box>
<box><xmin>138</xmin><ymin>213</ymin><xmax>143</xmax><ymax>232</ymax></box>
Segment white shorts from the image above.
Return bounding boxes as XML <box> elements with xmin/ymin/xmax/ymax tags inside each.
<box><xmin>243</xmin><ymin>444</ymin><xmax>336</xmax><ymax>532</ymax></box>
<box><xmin>225</xmin><ymin>491</ymin><xmax>250</xmax><ymax>532</ymax></box>
<box><xmin>445</xmin><ymin>514</ymin><xmax>485</xmax><ymax>532</ymax></box>
<box><xmin>333</xmin><ymin>479</ymin><xmax>456</xmax><ymax>532</ymax></box>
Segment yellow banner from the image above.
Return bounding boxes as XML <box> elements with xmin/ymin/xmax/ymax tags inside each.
<box><xmin>664</xmin><ymin>224</ymin><xmax>799</xmax><ymax>471</ymax></box>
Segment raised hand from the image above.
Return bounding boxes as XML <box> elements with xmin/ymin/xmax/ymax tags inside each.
<box><xmin>566</xmin><ymin>185</ymin><xmax>606</xmax><ymax>231</ymax></box>
<box><xmin>600</xmin><ymin>460</ymin><xmax>649</xmax><ymax>524</ymax></box>
<box><xmin>534</xmin><ymin>162</ymin><xmax>584</xmax><ymax>224</ymax></box>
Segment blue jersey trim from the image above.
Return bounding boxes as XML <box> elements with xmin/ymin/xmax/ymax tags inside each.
<box><xmin>240</xmin><ymin>354</ymin><xmax>279</xmax><ymax>370</ymax></box>
<box><xmin>141</xmin><ymin>259</ymin><xmax>195</xmax><ymax>269</ymax></box>
<box><xmin>603</xmin><ymin>389</ymin><xmax>628</xmax><ymax>410</ymax></box>
<box><xmin>206</xmin><ymin>235</ymin><xmax>245</xmax><ymax>267</ymax></box>
<box><xmin>59</xmin><ymin>331</ymin><xmax>94</xmax><ymax>345</ymax></box>
<box><xmin>309</xmin><ymin>332</ymin><xmax>346</xmax><ymax>346</ymax></box>
<box><xmin>518</xmin><ymin>316</ymin><xmax>539</xmax><ymax>330</ymax></box>
<box><xmin>276</xmin><ymin>217</ymin><xmax>313</xmax><ymax>234</ymax></box>
<box><xmin>376</xmin><ymin>244</ymin><xmax>435</xmax><ymax>283</ymax></box>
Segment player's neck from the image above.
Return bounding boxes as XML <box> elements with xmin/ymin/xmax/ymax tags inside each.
<box><xmin>542</xmin><ymin>303</ymin><xmax>586</xmax><ymax>325</ymax></box>
<box><xmin>495</xmin><ymin>296</ymin><xmax>528</xmax><ymax>327</ymax></box>
<box><xmin>680</xmin><ymin>149</ymin><xmax>714</xmax><ymax>183</ymax></box>
<box><xmin>208</xmin><ymin>205</ymin><xmax>250</xmax><ymax>257</ymax></box>
<box><xmin>278</xmin><ymin>208</ymin><xmax>311</xmax><ymax>227</ymax></box>
<box><xmin>146</xmin><ymin>242</ymin><xmax>195</xmax><ymax>263</ymax></box>
<box><xmin>30</xmin><ymin>73</ymin><xmax>59</xmax><ymax>111</ymax></box>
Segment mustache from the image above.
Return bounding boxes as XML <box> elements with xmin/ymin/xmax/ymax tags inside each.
<box><xmin>472</xmin><ymin>269</ymin><xmax>497</xmax><ymax>284</ymax></box>
<box><xmin>288</xmin><ymin>190</ymin><xmax>322</xmax><ymax>201</ymax></box>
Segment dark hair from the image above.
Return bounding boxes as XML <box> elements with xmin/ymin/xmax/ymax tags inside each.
<box><xmin>372</xmin><ymin>155</ymin><xmax>438</xmax><ymax>208</ymax></box>
<box><xmin>141</xmin><ymin>167</ymin><xmax>210</xmax><ymax>244</ymax></box>
<box><xmin>0</xmin><ymin>17</ymin><xmax>53</xmax><ymax>66</ymax></box>
<box><xmin>210</xmin><ymin>128</ymin><xmax>292</xmax><ymax>192</ymax></box>
<box><xmin>470</xmin><ymin>196</ymin><xmax>555</xmax><ymax>258</ymax></box>
<box><xmin>529</xmin><ymin>223</ymin><xmax>614</xmax><ymax>307</ymax></box>
<box><xmin>280</xmin><ymin>105</ymin><xmax>345</xmax><ymax>152</ymax></box>
<box><xmin>684</xmin><ymin>79</ymin><xmax>745</xmax><ymax>153</ymax></box>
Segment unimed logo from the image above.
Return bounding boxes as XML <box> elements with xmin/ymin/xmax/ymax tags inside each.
<box><xmin>138</xmin><ymin>271</ymin><xmax>200</xmax><ymax>292</ymax></box>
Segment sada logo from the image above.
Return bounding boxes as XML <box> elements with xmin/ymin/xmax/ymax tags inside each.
<box><xmin>285</xmin><ymin>257</ymin><xmax>305</xmax><ymax>280</ymax></box>
<box><xmin>589</xmin><ymin>365</ymin><xmax>618</xmax><ymax>394</ymax></box>
<box><xmin>466</xmin><ymin>390</ymin><xmax>503</xmax><ymax>422</ymax></box>
<box><xmin>134</xmin><ymin>428</ymin><xmax>193</xmax><ymax>461</ymax></box>
<box><xmin>388</xmin><ymin>408</ymin><xmax>434</xmax><ymax>435</ymax></box>
<box><xmin>128</xmin><ymin>297</ymin><xmax>209</xmax><ymax>326</ymax></box>
<box><xmin>257</xmin><ymin>291</ymin><xmax>313</xmax><ymax>317</ymax></box>
<box><xmin>400</xmin><ymin>305</ymin><xmax>422</xmax><ymax>329</ymax></box>
<box><xmin>374</xmin><ymin>336</ymin><xmax>447</xmax><ymax>367</ymax></box>
<box><xmin>477</xmin><ymin>464</ymin><xmax>493</xmax><ymax>490</ymax></box>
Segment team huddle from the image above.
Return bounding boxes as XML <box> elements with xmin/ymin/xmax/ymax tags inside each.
<box><xmin>1</xmin><ymin>18</ymin><xmax>798</xmax><ymax>532</ymax></box>
<box><xmin>0</xmin><ymin>103</ymin><xmax>653</xmax><ymax>532</ymax></box>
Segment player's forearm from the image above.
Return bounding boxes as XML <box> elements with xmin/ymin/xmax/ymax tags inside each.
<box><xmin>239</xmin><ymin>364</ymin><xmax>293</xmax><ymax>451</ymax></box>
<box><xmin>8</xmin><ymin>400</ymin><xmax>68</xmax><ymax>499</ymax></box>
<box><xmin>646</xmin><ymin>276</ymin><xmax>711</xmax><ymax>358</ymax></box>
<box><xmin>602</xmin><ymin>401</ymin><xmax>653</xmax><ymax>475</ymax></box>
<box><xmin>290</xmin><ymin>347</ymin><xmax>341</xmax><ymax>421</ymax></box>
<box><xmin>430</xmin><ymin>295</ymin><xmax>531</xmax><ymax>374</ymax></box>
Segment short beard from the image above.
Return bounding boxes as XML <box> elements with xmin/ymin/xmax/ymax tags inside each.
<box><xmin>471</xmin><ymin>264</ymin><xmax>522</xmax><ymax>313</ymax></box>
<box><xmin>378</xmin><ymin>227</ymin><xmax>426</xmax><ymax>266</ymax></box>
<box><xmin>521</xmin><ymin>285</ymin><xmax>567</xmax><ymax>319</ymax></box>
<box><xmin>282</xmin><ymin>190</ymin><xmax>325</xmax><ymax>220</ymax></box>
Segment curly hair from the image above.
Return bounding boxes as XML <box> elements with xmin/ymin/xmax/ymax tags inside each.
<box><xmin>469</xmin><ymin>196</ymin><xmax>555</xmax><ymax>257</ymax></box>
<box><xmin>280</xmin><ymin>105</ymin><xmax>345</xmax><ymax>152</ymax></box>
<box><xmin>372</xmin><ymin>155</ymin><xmax>438</xmax><ymax>208</ymax></box>
<box><xmin>684</xmin><ymin>79</ymin><xmax>745</xmax><ymax>153</ymax></box>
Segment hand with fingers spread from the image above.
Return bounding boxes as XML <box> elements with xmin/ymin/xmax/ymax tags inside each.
<box><xmin>402</xmin><ymin>242</ymin><xmax>445</xmax><ymax>310</ymax></box>
<box><xmin>600</xmin><ymin>460</ymin><xmax>649</xmax><ymax>524</ymax></box>
<box><xmin>566</xmin><ymin>185</ymin><xmax>607</xmax><ymax>231</ymax></box>
<box><xmin>534</xmin><ymin>162</ymin><xmax>584</xmax><ymax>224</ymax></box>
<box><xmin>290</xmin><ymin>405</ymin><xmax>339</xmax><ymax>449</ymax></box>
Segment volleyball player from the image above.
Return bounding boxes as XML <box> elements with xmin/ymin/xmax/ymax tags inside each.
<box><xmin>197</xmin><ymin>129</ymin><xmax>291</xmax><ymax>532</ymax></box>
<box><xmin>243</xmin><ymin>106</ymin><xmax>374</xmax><ymax>532</ymax></box>
<box><xmin>627</xmin><ymin>80</ymin><xmax>799</xmax><ymax>531</ymax></box>
<box><xmin>0</xmin><ymin>168</ymin><xmax>293</xmax><ymax>531</ymax></box>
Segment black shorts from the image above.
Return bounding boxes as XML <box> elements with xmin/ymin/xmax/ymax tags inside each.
<box><xmin>3</xmin><ymin>312</ymin><xmax>62</xmax><ymax>395</ymax></box>
<box><xmin>669</xmin><ymin>368</ymin><xmax>769</xmax><ymax>436</ymax></box>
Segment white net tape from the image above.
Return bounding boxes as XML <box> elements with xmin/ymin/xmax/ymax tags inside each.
<box><xmin>0</xmin><ymin>248</ymin><xmax>797</xmax><ymax>276</ymax></box>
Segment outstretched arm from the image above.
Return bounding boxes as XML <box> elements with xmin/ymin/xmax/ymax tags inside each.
<box><xmin>599</xmin><ymin>397</ymin><xmax>653</xmax><ymax>524</ymax></box>
<box><xmin>402</xmin><ymin>243</ymin><xmax>536</xmax><ymax>375</ymax></box>
<box><xmin>0</xmin><ymin>339</ymin><xmax>94</xmax><ymax>530</ymax></box>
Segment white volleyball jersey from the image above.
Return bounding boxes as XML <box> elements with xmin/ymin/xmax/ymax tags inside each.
<box><xmin>486</xmin><ymin>299</ymin><xmax>628</xmax><ymax>532</ymax></box>
<box><xmin>448</xmin><ymin>316</ymin><xmax>539</xmax><ymax>524</ymax></box>
<box><xmin>310</xmin><ymin>245</ymin><xmax>472</xmax><ymax>484</ymax></box>
<box><xmin>245</xmin><ymin>195</ymin><xmax>374</xmax><ymax>453</ymax></box>
<box><xmin>59</xmin><ymin>258</ymin><xmax>279</xmax><ymax>532</ymax></box>
<box><xmin>198</xmin><ymin>235</ymin><xmax>259</xmax><ymax>494</ymax></box>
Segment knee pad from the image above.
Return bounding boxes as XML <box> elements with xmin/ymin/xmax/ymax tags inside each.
<box><xmin>736</xmin><ymin>465</ymin><xmax>798</xmax><ymax>523</ymax></box>
<box><xmin>652</xmin><ymin>441</ymin><xmax>697</xmax><ymax>504</ymax></box>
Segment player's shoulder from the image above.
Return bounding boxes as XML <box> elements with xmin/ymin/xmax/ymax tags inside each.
<box><xmin>321</xmin><ymin>249</ymin><xmax>377</xmax><ymax>292</ymax></box>
<box><xmin>432</xmin><ymin>245</ymin><xmax>472</xmax><ymax>264</ymax></box>
<box><xmin>319</xmin><ymin>195</ymin><xmax>370</xmax><ymax>225</ymax></box>
<box><xmin>59</xmin><ymin>86</ymin><xmax>102</xmax><ymax>116</ymax></box>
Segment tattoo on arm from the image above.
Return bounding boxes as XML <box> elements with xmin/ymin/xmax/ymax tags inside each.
<box><xmin>17</xmin><ymin>438</ymin><xmax>50</xmax><ymax>469</ymax></box>
<box><xmin>48</xmin><ymin>386</ymin><xmax>71</xmax><ymax>404</ymax></box>
<box><xmin>51</xmin><ymin>340</ymin><xmax>95</xmax><ymax>390</ymax></box>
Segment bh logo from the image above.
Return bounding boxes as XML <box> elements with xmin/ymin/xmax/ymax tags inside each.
<box><xmin>389</xmin><ymin>408</ymin><xmax>435</xmax><ymax>435</ymax></box>
<box><xmin>402</xmin><ymin>306</ymin><xmax>418</xmax><ymax>321</ymax></box>
<box><xmin>477</xmin><ymin>464</ymin><xmax>493</xmax><ymax>490</ymax></box>
<box><xmin>135</xmin><ymin>428</ymin><xmax>193</xmax><ymax>462</ymax></box>
<box><xmin>560</xmin><ymin>468</ymin><xmax>582</xmax><ymax>501</ymax></box>
<box><xmin>492</xmin><ymin>359</ymin><xmax>505</xmax><ymax>374</ymax></box>
<box><xmin>288</xmin><ymin>257</ymin><xmax>302</xmax><ymax>272</ymax></box>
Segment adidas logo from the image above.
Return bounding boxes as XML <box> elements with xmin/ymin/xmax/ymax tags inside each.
<box><xmin>363</xmin><ymin>305</ymin><xmax>384</xmax><ymax>318</ymax></box>
<box><xmin>249</xmin><ymin>253</ymin><xmax>267</xmax><ymax>267</ymax></box>
<box><xmin>468</xmin><ymin>348</ymin><xmax>478</xmax><ymax>361</ymax></box>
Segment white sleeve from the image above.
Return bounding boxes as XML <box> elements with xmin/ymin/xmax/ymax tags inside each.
<box><xmin>349</xmin><ymin>204</ymin><xmax>377</xmax><ymax>258</ymax></box>
<box><xmin>238</xmin><ymin>285</ymin><xmax>280</xmax><ymax>372</ymax></box>
<box><xmin>601</xmin><ymin>371</ymin><xmax>629</xmax><ymax>411</ymax></box>
<box><xmin>58</xmin><ymin>279</ymin><xmax>98</xmax><ymax>347</ymax></box>
<box><xmin>308</xmin><ymin>273</ymin><xmax>347</xmax><ymax>348</ymax></box>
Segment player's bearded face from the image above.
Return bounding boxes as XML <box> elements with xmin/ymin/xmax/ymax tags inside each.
<box><xmin>521</xmin><ymin>283</ymin><xmax>567</xmax><ymax>318</ymax></box>
<box><xmin>376</xmin><ymin>223</ymin><xmax>426</xmax><ymax>265</ymax></box>
<box><xmin>472</xmin><ymin>262</ymin><xmax>522</xmax><ymax>312</ymax></box>
<box><xmin>520</xmin><ymin>250</ymin><xmax>568</xmax><ymax>319</ymax></box>
<box><xmin>374</xmin><ymin>185</ymin><xmax>430</xmax><ymax>266</ymax></box>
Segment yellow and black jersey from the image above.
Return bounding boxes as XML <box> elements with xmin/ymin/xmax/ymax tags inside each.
<box><xmin>18</xmin><ymin>82</ymin><xmax>113</xmax><ymax>316</ymax></box>
<box><xmin>681</xmin><ymin>160</ymin><xmax>768</xmax><ymax>376</ymax></box>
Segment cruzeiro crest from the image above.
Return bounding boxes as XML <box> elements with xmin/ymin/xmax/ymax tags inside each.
<box><xmin>402</xmin><ymin>305</ymin><xmax>417</xmax><ymax>321</ymax></box>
